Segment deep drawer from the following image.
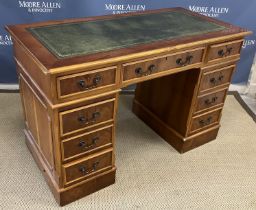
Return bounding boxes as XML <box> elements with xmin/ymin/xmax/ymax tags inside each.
<box><xmin>57</xmin><ymin>66</ymin><xmax>117</xmax><ymax>98</ymax></box>
<box><xmin>207</xmin><ymin>39</ymin><xmax>243</xmax><ymax>62</ymax></box>
<box><xmin>190</xmin><ymin>108</ymin><xmax>222</xmax><ymax>133</ymax></box>
<box><xmin>61</xmin><ymin>125</ymin><xmax>113</xmax><ymax>161</ymax></box>
<box><xmin>63</xmin><ymin>149</ymin><xmax>113</xmax><ymax>185</ymax></box>
<box><xmin>195</xmin><ymin>88</ymin><xmax>227</xmax><ymax>113</ymax></box>
<box><xmin>122</xmin><ymin>47</ymin><xmax>204</xmax><ymax>82</ymax></box>
<box><xmin>59</xmin><ymin>99</ymin><xmax>115</xmax><ymax>136</ymax></box>
<box><xmin>199</xmin><ymin>65</ymin><xmax>235</xmax><ymax>92</ymax></box>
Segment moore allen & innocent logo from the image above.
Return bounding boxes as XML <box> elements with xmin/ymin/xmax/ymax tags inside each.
<box><xmin>105</xmin><ymin>4</ymin><xmax>146</xmax><ymax>14</ymax></box>
<box><xmin>189</xmin><ymin>5</ymin><xmax>229</xmax><ymax>18</ymax></box>
<box><xmin>18</xmin><ymin>1</ymin><xmax>62</xmax><ymax>13</ymax></box>
<box><xmin>0</xmin><ymin>34</ymin><xmax>13</xmax><ymax>46</ymax></box>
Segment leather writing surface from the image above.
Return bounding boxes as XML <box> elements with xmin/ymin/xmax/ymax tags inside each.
<box><xmin>28</xmin><ymin>11</ymin><xmax>226</xmax><ymax>59</ymax></box>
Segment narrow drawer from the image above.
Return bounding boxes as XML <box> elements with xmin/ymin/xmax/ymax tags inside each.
<box><xmin>59</xmin><ymin>99</ymin><xmax>115</xmax><ymax>136</ymax></box>
<box><xmin>63</xmin><ymin>149</ymin><xmax>113</xmax><ymax>185</ymax></box>
<box><xmin>195</xmin><ymin>89</ymin><xmax>227</xmax><ymax>113</ymax></box>
<box><xmin>190</xmin><ymin>108</ymin><xmax>222</xmax><ymax>133</ymax></box>
<box><xmin>57</xmin><ymin>66</ymin><xmax>117</xmax><ymax>98</ymax></box>
<box><xmin>122</xmin><ymin>47</ymin><xmax>204</xmax><ymax>82</ymax></box>
<box><xmin>61</xmin><ymin>125</ymin><xmax>113</xmax><ymax>161</ymax></box>
<box><xmin>199</xmin><ymin>65</ymin><xmax>235</xmax><ymax>92</ymax></box>
<box><xmin>207</xmin><ymin>39</ymin><xmax>243</xmax><ymax>62</ymax></box>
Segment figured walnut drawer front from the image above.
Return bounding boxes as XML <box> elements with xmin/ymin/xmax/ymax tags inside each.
<box><xmin>190</xmin><ymin>108</ymin><xmax>222</xmax><ymax>133</ymax></box>
<box><xmin>57</xmin><ymin>66</ymin><xmax>116</xmax><ymax>98</ymax></box>
<box><xmin>195</xmin><ymin>89</ymin><xmax>227</xmax><ymax>113</ymax></box>
<box><xmin>207</xmin><ymin>39</ymin><xmax>243</xmax><ymax>62</ymax></box>
<box><xmin>59</xmin><ymin>99</ymin><xmax>115</xmax><ymax>136</ymax></box>
<box><xmin>62</xmin><ymin>125</ymin><xmax>113</xmax><ymax>161</ymax></box>
<box><xmin>63</xmin><ymin>149</ymin><xmax>113</xmax><ymax>185</ymax></box>
<box><xmin>122</xmin><ymin>47</ymin><xmax>204</xmax><ymax>82</ymax></box>
<box><xmin>199</xmin><ymin>65</ymin><xmax>235</xmax><ymax>92</ymax></box>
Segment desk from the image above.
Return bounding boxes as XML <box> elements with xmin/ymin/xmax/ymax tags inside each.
<box><xmin>6</xmin><ymin>8</ymin><xmax>251</xmax><ymax>206</ymax></box>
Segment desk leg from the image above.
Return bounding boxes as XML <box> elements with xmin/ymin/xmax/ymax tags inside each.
<box><xmin>132</xmin><ymin>69</ymin><xmax>219</xmax><ymax>153</ymax></box>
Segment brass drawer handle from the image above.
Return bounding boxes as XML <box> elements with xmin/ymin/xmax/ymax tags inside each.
<box><xmin>78</xmin><ymin>137</ymin><xmax>99</xmax><ymax>149</ymax></box>
<box><xmin>176</xmin><ymin>55</ymin><xmax>193</xmax><ymax>66</ymax></box>
<box><xmin>218</xmin><ymin>47</ymin><xmax>232</xmax><ymax>57</ymax></box>
<box><xmin>135</xmin><ymin>64</ymin><xmax>156</xmax><ymax>77</ymax></box>
<box><xmin>209</xmin><ymin>75</ymin><xmax>224</xmax><ymax>85</ymax></box>
<box><xmin>204</xmin><ymin>96</ymin><xmax>218</xmax><ymax>105</ymax></box>
<box><xmin>77</xmin><ymin>74</ymin><xmax>102</xmax><ymax>90</ymax></box>
<box><xmin>77</xmin><ymin>111</ymin><xmax>101</xmax><ymax>124</ymax></box>
<box><xmin>199</xmin><ymin>116</ymin><xmax>212</xmax><ymax>127</ymax></box>
<box><xmin>79</xmin><ymin>161</ymin><xmax>99</xmax><ymax>175</ymax></box>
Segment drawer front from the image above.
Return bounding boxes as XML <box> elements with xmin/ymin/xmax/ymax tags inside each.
<box><xmin>199</xmin><ymin>65</ymin><xmax>234</xmax><ymax>92</ymax></box>
<box><xmin>63</xmin><ymin>150</ymin><xmax>112</xmax><ymax>185</ymax></box>
<box><xmin>60</xmin><ymin>99</ymin><xmax>115</xmax><ymax>136</ymax></box>
<box><xmin>57</xmin><ymin>67</ymin><xmax>116</xmax><ymax>98</ymax></box>
<box><xmin>62</xmin><ymin>126</ymin><xmax>113</xmax><ymax>161</ymax></box>
<box><xmin>190</xmin><ymin>109</ymin><xmax>222</xmax><ymax>133</ymax></box>
<box><xmin>195</xmin><ymin>89</ymin><xmax>227</xmax><ymax>113</ymax></box>
<box><xmin>123</xmin><ymin>48</ymin><xmax>204</xmax><ymax>81</ymax></box>
<box><xmin>207</xmin><ymin>40</ymin><xmax>243</xmax><ymax>62</ymax></box>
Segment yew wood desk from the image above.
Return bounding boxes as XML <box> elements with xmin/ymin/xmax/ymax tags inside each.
<box><xmin>6</xmin><ymin>7</ymin><xmax>251</xmax><ymax>206</ymax></box>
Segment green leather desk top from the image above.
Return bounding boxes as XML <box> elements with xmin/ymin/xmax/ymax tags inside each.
<box><xmin>27</xmin><ymin>10</ymin><xmax>226</xmax><ymax>59</ymax></box>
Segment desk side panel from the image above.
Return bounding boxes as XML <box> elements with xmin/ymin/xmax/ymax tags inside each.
<box><xmin>19</xmin><ymin>74</ymin><xmax>56</xmax><ymax>180</ymax></box>
<box><xmin>13</xmin><ymin>40</ymin><xmax>53</xmax><ymax>103</ymax></box>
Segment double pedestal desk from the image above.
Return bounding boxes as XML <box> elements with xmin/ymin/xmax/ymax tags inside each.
<box><xmin>6</xmin><ymin>8</ymin><xmax>251</xmax><ymax>206</ymax></box>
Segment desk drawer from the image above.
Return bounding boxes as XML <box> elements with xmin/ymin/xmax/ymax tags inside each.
<box><xmin>207</xmin><ymin>40</ymin><xmax>243</xmax><ymax>62</ymax></box>
<box><xmin>190</xmin><ymin>108</ymin><xmax>222</xmax><ymax>133</ymax></box>
<box><xmin>195</xmin><ymin>89</ymin><xmax>227</xmax><ymax>113</ymax></box>
<box><xmin>60</xmin><ymin>99</ymin><xmax>115</xmax><ymax>136</ymax></box>
<box><xmin>62</xmin><ymin>126</ymin><xmax>113</xmax><ymax>161</ymax></box>
<box><xmin>122</xmin><ymin>48</ymin><xmax>204</xmax><ymax>81</ymax></box>
<box><xmin>57</xmin><ymin>67</ymin><xmax>116</xmax><ymax>98</ymax></box>
<box><xmin>199</xmin><ymin>65</ymin><xmax>235</xmax><ymax>92</ymax></box>
<box><xmin>63</xmin><ymin>149</ymin><xmax>113</xmax><ymax>185</ymax></box>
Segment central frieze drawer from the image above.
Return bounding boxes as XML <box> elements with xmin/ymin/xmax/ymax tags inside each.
<box><xmin>59</xmin><ymin>99</ymin><xmax>115</xmax><ymax>136</ymax></box>
<box><xmin>122</xmin><ymin>47</ymin><xmax>204</xmax><ymax>81</ymax></box>
<box><xmin>57</xmin><ymin>66</ymin><xmax>117</xmax><ymax>98</ymax></box>
<box><xmin>63</xmin><ymin>149</ymin><xmax>113</xmax><ymax>185</ymax></box>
